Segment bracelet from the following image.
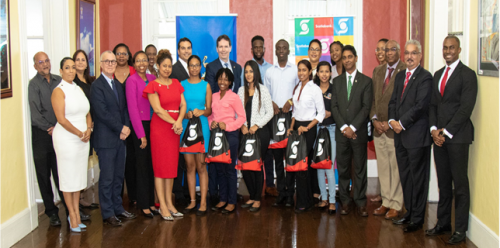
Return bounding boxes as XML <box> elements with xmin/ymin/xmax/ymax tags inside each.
<box><xmin>288</xmin><ymin>99</ymin><xmax>293</xmax><ymax>106</ymax></box>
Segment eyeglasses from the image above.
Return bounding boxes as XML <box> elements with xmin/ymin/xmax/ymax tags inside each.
<box><xmin>116</xmin><ymin>52</ymin><xmax>128</xmax><ymax>56</ymax></box>
<box><xmin>37</xmin><ymin>59</ymin><xmax>50</xmax><ymax>65</ymax></box>
<box><xmin>384</xmin><ymin>47</ymin><xmax>398</xmax><ymax>53</ymax></box>
<box><xmin>189</xmin><ymin>64</ymin><xmax>201</xmax><ymax>68</ymax></box>
<box><xmin>375</xmin><ymin>48</ymin><xmax>385</xmax><ymax>52</ymax></box>
<box><xmin>404</xmin><ymin>51</ymin><xmax>420</xmax><ymax>56</ymax></box>
<box><xmin>101</xmin><ymin>60</ymin><xmax>117</xmax><ymax>65</ymax></box>
<box><xmin>309</xmin><ymin>48</ymin><xmax>321</xmax><ymax>52</ymax></box>
<box><xmin>135</xmin><ymin>59</ymin><xmax>148</xmax><ymax>63</ymax></box>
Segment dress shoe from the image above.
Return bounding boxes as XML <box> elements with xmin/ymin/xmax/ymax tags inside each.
<box><xmin>79</xmin><ymin>210</ymin><xmax>91</xmax><ymax>221</ymax></box>
<box><xmin>211</xmin><ymin>203</ymin><xmax>227</xmax><ymax>211</ymax></box>
<box><xmin>265</xmin><ymin>187</ymin><xmax>279</xmax><ymax>197</ymax></box>
<box><xmin>393</xmin><ymin>217</ymin><xmax>410</xmax><ymax>225</ymax></box>
<box><xmin>358</xmin><ymin>207</ymin><xmax>368</xmax><ymax>217</ymax></box>
<box><xmin>370</xmin><ymin>195</ymin><xmax>382</xmax><ymax>202</ymax></box>
<box><xmin>141</xmin><ymin>210</ymin><xmax>154</xmax><ymax>218</ymax></box>
<box><xmin>150</xmin><ymin>208</ymin><xmax>160</xmax><ymax>215</ymax></box>
<box><xmin>221</xmin><ymin>207</ymin><xmax>235</xmax><ymax>214</ymax></box>
<box><xmin>169</xmin><ymin>210</ymin><xmax>184</xmax><ymax>217</ymax></box>
<box><xmin>447</xmin><ymin>231</ymin><xmax>466</xmax><ymax>244</ymax></box>
<box><xmin>158</xmin><ymin>210</ymin><xmax>174</xmax><ymax>221</ymax></box>
<box><xmin>404</xmin><ymin>222</ymin><xmax>422</xmax><ymax>233</ymax></box>
<box><xmin>385</xmin><ymin>209</ymin><xmax>399</xmax><ymax>220</ymax></box>
<box><xmin>425</xmin><ymin>224</ymin><xmax>452</xmax><ymax>236</ymax></box>
<box><xmin>285</xmin><ymin>196</ymin><xmax>294</xmax><ymax>207</ymax></box>
<box><xmin>328</xmin><ymin>203</ymin><xmax>336</xmax><ymax>215</ymax></box>
<box><xmin>49</xmin><ymin>214</ymin><xmax>61</xmax><ymax>226</ymax></box>
<box><xmin>249</xmin><ymin>206</ymin><xmax>261</xmax><ymax>212</ymax></box>
<box><xmin>373</xmin><ymin>206</ymin><xmax>389</xmax><ymax>216</ymax></box>
<box><xmin>183</xmin><ymin>207</ymin><xmax>196</xmax><ymax>214</ymax></box>
<box><xmin>196</xmin><ymin>209</ymin><xmax>207</xmax><ymax>216</ymax></box>
<box><xmin>340</xmin><ymin>204</ymin><xmax>350</xmax><ymax>215</ymax></box>
<box><xmin>68</xmin><ymin>216</ymin><xmax>86</xmax><ymax>229</ymax></box>
<box><xmin>104</xmin><ymin>216</ymin><xmax>122</xmax><ymax>226</ymax></box>
<box><xmin>117</xmin><ymin>211</ymin><xmax>137</xmax><ymax>220</ymax></box>
<box><xmin>273</xmin><ymin>195</ymin><xmax>286</xmax><ymax>207</ymax></box>
<box><xmin>317</xmin><ymin>200</ymin><xmax>328</xmax><ymax>208</ymax></box>
<box><xmin>241</xmin><ymin>202</ymin><xmax>254</xmax><ymax>208</ymax></box>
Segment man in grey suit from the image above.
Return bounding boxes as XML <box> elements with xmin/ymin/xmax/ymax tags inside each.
<box><xmin>331</xmin><ymin>45</ymin><xmax>373</xmax><ymax>217</ymax></box>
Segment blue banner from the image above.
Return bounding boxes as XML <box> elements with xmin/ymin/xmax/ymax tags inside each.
<box><xmin>176</xmin><ymin>16</ymin><xmax>237</xmax><ymax>78</ymax></box>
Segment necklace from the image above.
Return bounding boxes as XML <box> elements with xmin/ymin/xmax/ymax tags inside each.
<box><xmin>158</xmin><ymin>77</ymin><xmax>170</xmax><ymax>89</ymax></box>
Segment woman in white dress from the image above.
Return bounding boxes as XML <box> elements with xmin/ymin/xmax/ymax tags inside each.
<box><xmin>51</xmin><ymin>57</ymin><xmax>92</xmax><ymax>232</ymax></box>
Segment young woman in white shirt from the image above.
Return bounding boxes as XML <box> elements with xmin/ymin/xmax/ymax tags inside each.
<box><xmin>285</xmin><ymin>60</ymin><xmax>325</xmax><ymax>213</ymax></box>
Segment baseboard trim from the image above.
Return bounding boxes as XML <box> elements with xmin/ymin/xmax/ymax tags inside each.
<box><xmin>467</xmin><ymin>212</ymin><xmax>499</xmax><ymax>248</ymax></box>
<box><xmin>1</xmin><ymin>204</ymin><xmax>37</xmax><ymax>248</ymax></box>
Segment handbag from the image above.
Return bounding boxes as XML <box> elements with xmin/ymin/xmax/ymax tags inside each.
<box><xmin>205</xmin><ymin>127</ymin><xmax>231</xmax><ymax>164</ymax></box>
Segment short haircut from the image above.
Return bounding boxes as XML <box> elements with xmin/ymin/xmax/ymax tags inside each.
<box><xmin>112</xmin><ymin>43</ymin><xmax>133</xmax><ymax>66</ymax></box>
<box><xmin>386</xmin><ymin>40</ymin><xmax>401</xmax><ymax>50</ymax></box>
<box><xmin>297</xmin><ymin>59</ymin><xmax>313</xmax><ymax>80</ymax></box>
<box><xmin>187</xmin><ymin>55</ymin><xmax>202</xmax><ymax>79</ymax></box>
<box><xmin>378</xmin><ymin>38</ymin><xmax>389</xmax><ymax>43</ymax></box>
<box><xmin>60</xmin><ymin>57</ymin><xmax>74</xmax><ymax>69</ymax></box>
<box><xmin>178</xmin><ymin>37</ymin><xmax>192</xmax><ymax>49</ymax></box>
<box><xmin>216</xmin><ymin>34</ymin><xmax>231</xmax><ymax>47</ymax></box>
<box><xmin>309</xmin><ymin>39</ymin><xmax>322</xmax><ymax>49</ymax></box>
<box><xmin>342</xmin><ymin>45</ymin><xmax>358</xmax><ymax>57</ymax></box>
<box><xmin>251</xmin><ymin>35</ymin><xmax>264</xmax><ymax>45</ymax></box>
<box><xmin>276</xmin><ymin>39</ymin><xmax>289</xmax><ymax>47</ymax></box>
<box><xmin>132</xmin><ymin>50</ymin><xmax>147</xmax><ymax>64</ymax></box>
<box><xmin>445</xmin><ymin>35</ymin><xmax>461</xmax><ymax>47</ymax></box>
<box><xmin>156</xmin><ymin>49</ymin><xmax>172</xmax><ymax>66</ymax></box>
<box><xmin>100</xmin><ymin>50</ymin><xmax>115</xmax><ymax>61</ymax></box>
<box><xmin>215</xmin><ymin>67</ymin><xmax>234</xmax><ymax>89</ymax></box>
<box><xmin>405</xmin><ymin>39</ymin><xmax>422</xmax><ymax>53</ymax></box>
<box><xmin>144</xmin><ymin>44</ymin><xmax>156</xmax><ymax>52</ymax></box>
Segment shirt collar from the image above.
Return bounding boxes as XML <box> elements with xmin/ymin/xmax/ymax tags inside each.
<box><xmin>36</xmin><ymin>72</ymin><xmax>56</xmax><ymax>83</ymax></box>
<box><xmin>273</xmin><ymin>61</ymin><xmax>293</xmax><ymax>69</ymax></box>
<box><xmin>253</xmin><ymin>58</ymin><xmax>270</xmax><ymax>67</ymax></box>
<box><xmin>446</xmin><ymin>59</ymin><xmax>460</xmax><ymax>70</ymax></box>
<box><xmin>219</xmin><ymin>58</ymin><xmax>231</xmax><ymax>68</ymax></box>
<box><xmin>406</xmin><ymin>65</ymin><xmax>419</xmax><ymax>75</ymax></box>
<box><xmin>179</xmin><ymin>58</ymin><xmax>188</xmax><ymax>69</ymax></box>
<box><xmin>387</xmin><ymin>60</ymin><xmax>400</xmax><ymax>70</ymax></box>
<box><xmin>346</xmin><ymin>70</ymin><xmax>357</xmax><ymax>80</ymax></box>
<box><xmin>102</xmin><ymin>73</ymin><xmax>113</xmax><ymax>85</ymax></box>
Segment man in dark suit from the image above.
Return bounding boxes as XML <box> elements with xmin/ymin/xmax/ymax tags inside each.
<box><xmin>388</xmin><ymin>40</ymin><xmax>433</xmax><ymax>233</ymax></box>
<box><xmin>91</xmin><ymin>51</ymin><xmax>136</xmax><ymax>226</ymax></box>
<box><xmin>331</xmin><ymin>45</ymin><xmax>373</xmax><ymax>217</ymax></box>
<box><xmin>371</xmin><ymin>40</ymin><xmax>406</xmax><ymax>219</ymax></box>
<box><xmin>425</xmin><ymin>35</ymin><xmax>477</xmax><ymax>245</ymax></box>
<box><xmin>205</xmin><ymin>34</ymin><xmax>242</xmax><ymax>93</ymax></box>
<box><xmin>170</xmin><ymin>37</ymin><xmax>191</xmax><ymax>82</ymax></box>
<box><xmin>170</xmin><ymin>37</ymin><xmax>192</xmax><ymax>204</ymax></box>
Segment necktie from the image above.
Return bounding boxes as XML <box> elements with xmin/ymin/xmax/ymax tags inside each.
<box><xmin>401</xmin><ymin>72</ymin><xmax>412</xmax><ymax>100</ymax></box>
<box><xmin>224</xmin><ymin>63</ymin><xmax>228</xmax><ymax>69</ymax></box>
<box><xmin>382</xmin><ymin>68</ymin><xmax>394</xmax><ymax>94</ymax></box>
<box><xmin>347</xmin><ymin>75</ymin><xmax>352</xmax><ymax>100</ymax></box>
<box><xmin>440</xmin><ymin>67</ymin><xmax>451</xmax><ymax>97</ymax></box>
<box><xmin>111</xmin><ymin>80</ymin><xmax>119</xmax><ymax>102</ymax></box>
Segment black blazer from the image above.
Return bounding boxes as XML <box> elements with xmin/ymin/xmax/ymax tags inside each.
<box><xmin>90</xmin><ymin>75</ymin><xmax>130</xmax><ymax>149</ymax></box>
<box><xmin>388</xmin><ymin>66</ymin><xmax>433</xmax><ymax>149</ymax></box>
<box><xmin>170</xmin><ymin>60</ymin><xmax>189</xmax><ymax>82</ymax></box>
<box><xmin>331</xmin><ymin>70</ymin><xmax>373</xmax><ymax>143</ymax></box>
<box><xmin>429</xmin><ymin>61</ymin><xmax>477</xmax><ymax>144</ymax></box>
<box><xmin>205</xmin><ymin>58</ymin><xmax>242</xmax><ymax>93</ymax></box>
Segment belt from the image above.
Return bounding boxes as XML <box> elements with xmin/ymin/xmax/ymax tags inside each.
<box><xmin>166</xmin><ymin>110</ymin><xmax>179</xmax><ymax>113</ymax></box>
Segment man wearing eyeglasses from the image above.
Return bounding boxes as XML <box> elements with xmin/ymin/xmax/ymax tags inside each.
<box><xmin>28</xmin><ymin>52</ymin><xmax>66</xmax><ymax>227</ymax></box>
<box><xmin>90</xmin><ymin>51</ymin><xmax>136</xmax><ymax>226</ymax></box>
<box><xmin>388</xmin><ymin>40</ymin><xmax>433</xmax><ymax>233</ymax></box>
<box><xmin>370</xmin><ymin>40</ymin><xmax>406</xmax><ymax>220</ymax></box>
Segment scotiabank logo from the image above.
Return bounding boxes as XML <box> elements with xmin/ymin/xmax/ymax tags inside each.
<box><xmin>299</xmin><ymin>20</ymin><xmax>310</xmax><ymax>35</ymax></box>
<box><xmin>315</xmin><ymin>24</ymin><xmax>332</xmax><ymax>28</ymax></box>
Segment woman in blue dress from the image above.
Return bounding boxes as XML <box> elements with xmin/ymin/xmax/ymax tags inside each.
<box><xmin>180</xmin><ymin>55</ymin><xmax>212</xmax><ymax>215</ymax></box>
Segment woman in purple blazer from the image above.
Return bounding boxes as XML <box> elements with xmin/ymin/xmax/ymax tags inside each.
<box><xmin>126</xmin><ymin>51</ymin><xmax>158</xmax><ymax>217</ymax></box>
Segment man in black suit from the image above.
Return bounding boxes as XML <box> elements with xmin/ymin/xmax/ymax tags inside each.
<box><xmin>205</xmin><ymin>34</ymin><xmax>242</xmax><ymax>93</ymax></box>
<box><xmin>388</xmin><ymin>40</ymin><xmax>433</xmax><ymax>233</ymax></box>
<box><xmin>170</xmin><ymin>37</ymin><xmax>192</xmax><ymax>204</ymax></box>
<box><xmin>170</xmin><ymin>37</ymin><xmax>191</xmax><ymax>82</ymax></box>
<box><xmin>425</xmin><ymin>35</ymin><xmax>477</xmax><ymax>245</ymax></box>
<box><xmin>331</xmin><ymin>45</ymin><xmax>373</xmax><ymax>217</ymax></box>
<box><xmin>90</xmin><ymin>51</ymin><xmax>136</xmax><ymax>226</ymax></box>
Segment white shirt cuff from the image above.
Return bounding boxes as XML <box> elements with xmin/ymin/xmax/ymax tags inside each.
<box><xmin>349</xmin><ymin>125</ymin><xmax>357</xmax><ymax>133</ymax></box>
<box><xmin>372</xmin><ymin>114</ymin><xmax>377</xmax><ymax>120</ymax></box>
<box><xmin>388</xmin><ymin>119</ymin><xmax>395</xmax><ymax>129</ymax></box>
<box><xmin>430</xmin><ymin>126</ymin><xmax>437</xmax><ymax>134</ymax></box>
<box><xmin>340</xmin><ymin>124</ymin><xmax>348</xmax><ymax>132</ymax></box>
<box><xmin>443</xmin><ymin>129</ymin><xmax>453</xmax><ymax>139</ymax></box>
<box><xmin>399</xmin><ymin>121</ymin><xmax>405</xmax><ymax>131</ymax></box>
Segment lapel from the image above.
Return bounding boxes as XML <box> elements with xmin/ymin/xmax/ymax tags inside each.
<box><xmin>347</xmin><ymin>71</ymin><xmax>361</xmax><ymax>106</ymax></box>
<box><xmin>401</xmin><ymin>66</ymin><xmax>422</xmax><ymax>104</ymax></box>
<box><xmin>384</xmin><ymin>62</ymin><xmax>405</xmax><ymax>96</ymax></box>
<box><xmin>99</xmin><ymin>75</ymin><xmax>117</xmax><ymax>105</ymax></box>
<box><xmin>177</xmin><ymin>61</ymin><xmax>189</xmax><ymax>79</ymax></box>
<box><xmin>337</xmin><ymin>73</ymin><xmax>348</xmax><ymax>107</ymax></box>
<box><xmin>441</xmin><ymin>61</ymin><xmax>462</xmax><ymax>98</ymax></box>
<box><xmin>376</xmin><ymin>64</ymin><xmax>387</xmax><ymax>96</ymax></box>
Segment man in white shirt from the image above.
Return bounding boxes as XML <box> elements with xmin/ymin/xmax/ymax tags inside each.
<box><xmin>264</xmin><ymin>39</ymin><xmax>298</xmax><ymax>207</ymax></box>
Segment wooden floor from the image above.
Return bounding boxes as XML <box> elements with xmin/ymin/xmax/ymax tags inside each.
<box><xmin>13</xmin><ymin>179</ymin><xmax>477</xmax><ymax>248</ymax></box>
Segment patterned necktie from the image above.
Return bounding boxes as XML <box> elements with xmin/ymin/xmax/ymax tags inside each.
<box><xmin>111</xmin><ymin>80</ymin><xmax>119</xmax><ymax>102</ymax></box>
<box><xmin>382</xmin><ymin>68</ymin><xmax>394</xmax><ymax>94</ymax></box>
<box><xmin>400</xmin><ymin>72</ymin><xmax>412</xmax><ymax>100</ymax></box>
<box><xmin>347</xmin><ymin>75</ymin><xmax>352</xmax><ymax>100</ymax></box>
<box><xmin>440</xmin><ymin>67</ymin><xmax>451</xmax><ymax>97</ymax></box>
<box><xmin>224</xmin><ymin>63</ymin><xmax>228</xmax><ymax>69</ymax></box>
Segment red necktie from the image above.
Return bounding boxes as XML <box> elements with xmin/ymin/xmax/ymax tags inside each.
<box><xmin>401</xmin><ymin>72</ymin><xmax>411</xmax><ymax>99</ymax></box>
<box><xmin>382</xmin><ymin>67</ymin><xmax>394</xmax><ymax>94</ymax></box>
<box><xmin>440</xmin><ymin>67</ymin><xmax>451</xmax><ymax>97</ymax></box>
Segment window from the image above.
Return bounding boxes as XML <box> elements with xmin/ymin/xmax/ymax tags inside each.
<box><xmin>448</xmin><ymin>0</ymin><xmax>469</xmax><ymax>64</ymax></box>
<box><xmin>26</xmin><ymin>0</ymin><xmax>45</xmax><ymax>79</ymax></box>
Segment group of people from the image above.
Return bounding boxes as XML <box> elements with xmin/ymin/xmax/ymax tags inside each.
<box><xmin>28</xmin><ymin>32</ymin><xmax>476</xmax><ymax>245</ymax></box>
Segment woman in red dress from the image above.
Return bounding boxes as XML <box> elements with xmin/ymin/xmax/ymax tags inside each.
<box><xmin>143</xmin><ymin>49</ymin><xmax>187</xmax><ymax>221</ymax></box>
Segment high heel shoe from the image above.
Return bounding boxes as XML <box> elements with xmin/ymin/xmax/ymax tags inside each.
<box><xmin>158</xmin><ymin>209</ymin><xmax>174</xmax><ymax>221</ymax></box>
<box><xmin>149</xmin><ymin>208</ymin><xmax>160</xmax><ymax>216</ymax></box>
<box><xmin>318</xmin><ymin>200</ymin><xmax>328</xmax><ymax>209</ymax></box>
<box><xmin>183</xmin><ymin>200</ymin><xmax>197</xmax><ymax>214</ymax></box>
<box><xmin>142</xmin><ymin>209</ymin><xmax>154</xmax><ymax>218</ymax></box>
<box><xmin>169</xmin><ymin>210</ymin><xmax>184</xmax><ymax>217</ymax></box>
<box><xmin>328</xmin><ymin>203</ymin><xmax>336</xmax><ymax>215</ymax></box>
<box><xmin>68</xmin><ymin>216</ymin><xmax>84</xmax><ymax>231</ymax></box>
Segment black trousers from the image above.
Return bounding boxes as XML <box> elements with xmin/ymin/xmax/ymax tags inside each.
<box><xmin>434</xmin><ymin>142</ymin><xmax>470</xmax><ymax>232</ymax></box>
<box><xmin>395</xmin><ymin>143</ymin><xmax>431</xmax><ymax>225</ymax></box>
<box><xmin>336</xmin><ymin>138</ymin><xmax>368</xmax><ymax>207</ymax></box>
<box><xmin>285</xmin><ymin>121</ymin><xmax>316</xmax><ymax>209</ymax></box>
<box><xmin>242</xmin><ymin>127</ymin><xmax>270</xmax><ymax>201</ymax></box>
<box><xmin>131</xmin><ymin>121</ymin><xmax>155</xmax><ymax>209</ymax></box>
<box><xmin>32</xmin><ymin>126</ymin><xmax>67</xmax><ymax>217</ymax></box>
<box><xmin>264</xmin><ymin>122</ymin><xmax>275</xmax><ymax>188</ymax></box>
<box><xmin>124</xmin><ymin>128</ymin><xmax>137</xmax><ymax>202</ymax></box>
